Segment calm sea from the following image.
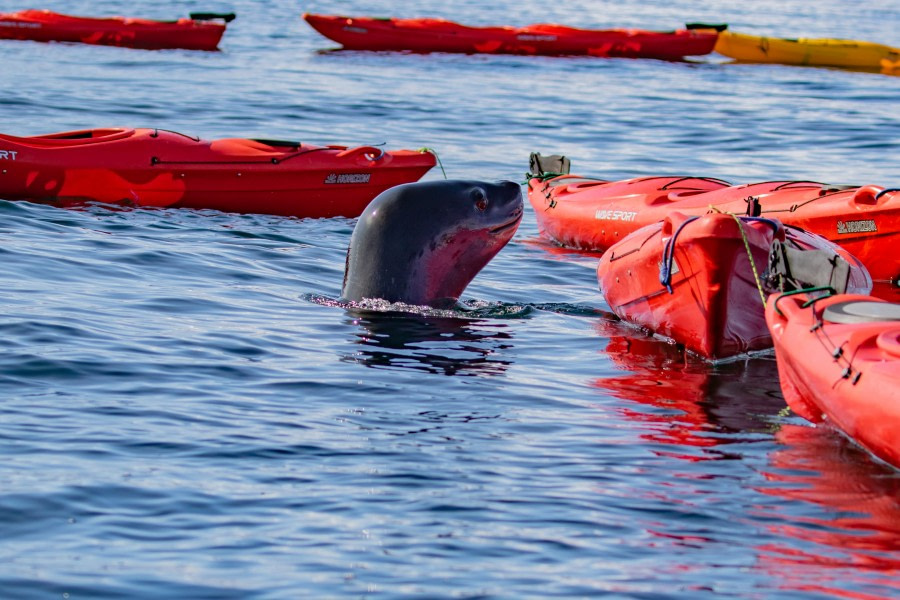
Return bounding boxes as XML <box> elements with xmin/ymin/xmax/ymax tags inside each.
<box><xmin>1</xmin><ymin>0</ymin><xmax>898</xmax><ymax>597</ymax></box>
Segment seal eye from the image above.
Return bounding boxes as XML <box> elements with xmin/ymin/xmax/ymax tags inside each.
<box><xmin>473</xmin><ymin>189</ymin><xmax>488</xmax><ymax>212</ymax></box>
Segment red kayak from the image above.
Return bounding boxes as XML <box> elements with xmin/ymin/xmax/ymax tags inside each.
<box><xmin>528</xmin><ymin>154</ymin><xmax>900</xmax><ymax>282</ymax></box>
<box><xmin>0</xmin><ymin>9</ymin><xmax>234</xmax><ymax>51</ymax></box>
<box><xmin>302</xmin><ymin>13</ymin><xmax>719</xmax><ymax>60</ymax></box>
<box><xmin>766</xmin><ymin>292</ymin><xmax>900</xmax><ymax>469</ymax></box>
<box><xmin>0</xmin><ymin>128</ymin><xmax>436</xmax><ymax>218</ymax></box>
<box><xmin>597</xmin><ymin>211</ymin><xmax>872</xmax><ymax>359</ymax></box>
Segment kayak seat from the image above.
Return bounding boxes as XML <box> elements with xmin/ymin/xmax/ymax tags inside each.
<box><xmin>528</xmin><ymin>152</ymin><xmax>570</xmax><ymax>179</ymax></box>
<box><xmin>3</xmin><ymin>128</ymin><xmax>135</xmax><ymax>147</ymax></box>
<box><xmin>823</xmin><ymin>300</ymin><xmax>900</xmax><ymax>324</ymax></box>
<box><xmin>767</xmin><ymin>239</ymin><xmax>852</xmax><ymax>294</ymax></box>
<box><xmin>561</xmin><ymin>178</ymin><xmax>610</xmax><ymax>191</ymax></box>
<box><xmin>665</xmin><ymin>189</ymin><xmax>710</xmax><ymax>202</ymax></box>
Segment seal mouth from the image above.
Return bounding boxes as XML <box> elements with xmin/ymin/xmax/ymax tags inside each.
<box><xmin>490</xmin><ymin>210</ymin><xmax>523</xmax><ymax>235</ymax></box>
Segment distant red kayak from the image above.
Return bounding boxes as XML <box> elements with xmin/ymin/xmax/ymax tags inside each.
<box><xmin>0</xmin><ymin>128</ymin><xmax>436</xmax><ymax>218</ymax></box>
<box><xmin>766</xmin><ymin>292</ymin><xmax>900</xmax><ymax>468</ymax></box>
<box><xmin>303</xmin><ymin>13</ymin><xmax>719</xmax><ymax>60</ymax></box>
<box><xmin>597</xmin><ymin>211</ymin><xmax>872</xmax><ymax>359</ymax></box>
<box><xmin>0</xmin><ymin>9</ymin><xmax>235</xmax><ymax>51</ymax></box>
<box><xmin>527</xmin><ymin>154</ymin><xmax>900</xmax><ymax>282</ymax></box>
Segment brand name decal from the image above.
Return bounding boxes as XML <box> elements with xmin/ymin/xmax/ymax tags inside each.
<box><xmin>595</xmin><ymin>209</ymin><xmax>637</xmax><ymax>222</ymax></box>
<box><xmin>0</xmin><ymin>150</ymin><xmax>17</xmax><ymax>160</ymax></box>
<box><xmin>0</xmin><ymin>21</ymin><xmax>42</xmax><ymax>29</ymax></box>
<box><xmin>516</xmin><ymin>34</ymin><xmax>557</xmax><ymax>42</ymax></box>
<box><xmin>836</xmin><ymin>219</ymin><xmax>877</xmax><ymax>234</ymax></box>
<box><xmin>324</xmin><ymin>173</ymin><xmax>371</xmax><ymax>184</ymax></box>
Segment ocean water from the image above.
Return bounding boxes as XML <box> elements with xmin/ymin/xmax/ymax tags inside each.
<box><xmin>1</xmin><ymin>0</ymin><xmax>899</xmax><ymax>598</ymax></box>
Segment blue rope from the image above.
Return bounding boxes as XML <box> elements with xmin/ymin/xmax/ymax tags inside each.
<box><xmin>658</xmin><ymin>215</ymin><xmax>781</xmax><ymax>294</ymax></box>
<box><xmin>659</xmin><ymin>216</ymin><xmax>699</xmax><ymax>293</ymax></box>
<box><xmin>876</xmin><ymin>187</ymin><xmax>899</xmax><ymax>200</ymax></box>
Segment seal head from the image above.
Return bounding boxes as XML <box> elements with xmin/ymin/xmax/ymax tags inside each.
<box><xmin>341</xmin><ymin>179</ymin><xmax>523</xmax><ymax>308</ymax></box>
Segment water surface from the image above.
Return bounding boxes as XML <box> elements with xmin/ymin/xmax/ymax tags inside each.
<box><xmin>1</xmin><ymin>0</ymin><xmax>899</xmax><ymax>597</ymax></box>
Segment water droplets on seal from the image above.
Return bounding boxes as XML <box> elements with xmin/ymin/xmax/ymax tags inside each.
<box><xmin>341</xmin><ymin>179</ymin><xmax>523</xmax><ymax>308</ymax></box>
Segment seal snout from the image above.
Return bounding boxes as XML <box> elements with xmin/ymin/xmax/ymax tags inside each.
<box><xmin>487</xmin><ymin>180</ymin><xmax>524</xmax><ymax>234</ymax></box>
<box><xmin>490</xmin><ymin>204</ymin><xmax>523</xmax><ymax>234</ymax></box>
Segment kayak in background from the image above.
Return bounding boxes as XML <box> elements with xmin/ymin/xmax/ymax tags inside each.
<box><xmin>712</xmin><ymin>29</ymin><xmax>900</xmax><ymax>70</ymax></box>
<box><xmin>596</xmin><ymin>211</ymin><xmax>872</xmax><ymax>360</ymax></box>
<box><xmin>0</xmin><ymin>9</ymin><xmax>235</xmax><ymax>51</ymax></box>
<box><xmin>527</xmin><ymin>153</ymin><xmax>900</xmax><ymax>283</ymax></box>
<box><xmin>303</xmin><ymin>13</ymin><xmax>720</xmax><ymax>60</ymax></box>
<box><xmin>0</xmin><ymin>128</ymin><xmax>436</xmax><ymax>218</ymax></box>
<box><xmin>766</xmin><ymin>291</ymin><xmax>900</xmax><ymax>469</ymax></box>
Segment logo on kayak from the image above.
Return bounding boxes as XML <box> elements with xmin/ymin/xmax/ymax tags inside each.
<box><xmin>516</xmin><ymin>34</ymin><xmax>557</xmax><ymax>42</ymax></box>
<box><xmin>324</xmin><ymin>173</ymin><xmax>372</xmax><ymax>185</ymax></box>
<box><xmin>595</xmin><ymin>209</ymin><xmax>637</xmax><ymax>222</ymax></box>
<box><xmin>836</xmin><ymin>219</ymin><xmax>877</xmax><ymax>234</ymax></box>
<box><xmin>0</xmin><ymin>150</ymin><xmax>17</xmax><ymax>160</ymax></box>
<box><xmin>0</xmin><ymin>21</ymin><xmax>41</xmax><ymax>29</ymax></box>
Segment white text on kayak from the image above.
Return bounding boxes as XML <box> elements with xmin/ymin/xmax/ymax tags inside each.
<box><xmin>595</xmin><ymin>209</ymin><xmax>637</xmax><ymax>221</ymax></box>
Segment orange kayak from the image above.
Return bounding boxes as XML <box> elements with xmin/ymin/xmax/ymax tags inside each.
<box><xmin>766</xmin><ymin>292</ymin><xmax>900</xmax><ymax>469</ymax></box>
<box><xmin>597</xmin><ymin>212</ymin><xmax>872</xmax><ymax>359</ymax></box>
<box><xmin>527</xmin><ymin>155</ymin><xmax>900</xmax><ymax>282</ymax></box>
<box><xmin>0</xmin><ymin>128</ymin><xmax>436</xmax><ymax>218</ymax></box>
<box><xmin>303</xmin><ymin>13</ymin><xmax>719</xmax><ymax>60</ymax></box>
<box><xmin>0</xmin><ymin>9</ymin><xmax>234</xmax><ymax>51</ymax></box>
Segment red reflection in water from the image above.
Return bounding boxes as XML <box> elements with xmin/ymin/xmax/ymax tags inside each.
<box><xmin>593</xmin><ymin>318</ymin><xmax>900</xmax><ymax>599</ymax></box>
<box><xmin>593</xmin><ymin>318</ymin><xmax>783</xmax><ymax>461</ymax></box>
<box><xmin>755</xmin><ymin>424</ymin><xmax>900</xmax><ymax>598</ymax></box>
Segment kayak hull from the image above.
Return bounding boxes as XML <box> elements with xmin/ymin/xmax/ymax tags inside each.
<box><xmin>715</xmin><ymin>30</ymin><xmax>900</xmax><ymax>69</ymax></box>
<box><xmin>0</xmin><ymin>128</ymin><xmax>436</xmax><ymax>218</ymax></box>
<box><xmin>766</xmin><ymin>292</ymin><xmax>900</xmax><ymax>469</ymax></box>
<box><xmin>597</xmin><ymin>212</ymin><xmax>872</xmax><ymax>360</ymax></box>
<box><xmin>0</xmin><ymin>9</ymin><xmax>227</xmax><ymax>51</ymax></box>
<box><xmin>528</xmin><ymin>174</ymin><xmax>900</xmax><ymax>282</ymax></box>
<box><xmin>303</xmin><ymin>14</ymin><xmax>719</xmax><ymax>60</ymax></box>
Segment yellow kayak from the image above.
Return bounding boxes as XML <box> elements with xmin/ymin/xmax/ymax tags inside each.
<box><xmin>715</xmin><ymin>30</ymin><xmax>900</xmax><ymax>70</ymax></box>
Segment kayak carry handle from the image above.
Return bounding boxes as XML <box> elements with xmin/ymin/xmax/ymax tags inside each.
<box><xmin>336</xmin><ymin>146</ymin><xmax>385</xmax><ymax>161</ymax></box>
<box><xmin>190</xmin><ymin>12</ymin><xmax>237</xmax><ymax>23</ymax></box>
<box><xmin>852</xmin><ymin>186</ymin><xmax>899</xmax><ymax>205</ymax></box>
<box><xmin>876</xmin><ymin>187</ymin><xmax>900</xmax><ymax>200</ymax></box>
<box><xmin>685</xmin><ymin>23</ymin><xmax>728</xmax><ymax>32</ymax></box>
<box><xmin>772</xmin><ymin>287</ymin><xmax>836</xmax><ymax>317</ymax></box>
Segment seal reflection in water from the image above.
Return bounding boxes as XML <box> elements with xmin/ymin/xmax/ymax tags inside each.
<box><xmin>341</xmin><ymin>180</ymin><xmax>524</xmax><ymax>308</ymax></box>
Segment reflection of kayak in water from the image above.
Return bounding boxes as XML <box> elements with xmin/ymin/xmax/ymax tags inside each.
<box><xmin>755</xmin><ymin>424</ymin><xmax>900</xmax><ymax>599</ymax></box>
<box><xmin>597</xmin><ymin>317</ymin><xmax>900</xmax><ymax>598</ymax></box>
<box><xmin>593</xmin><ymin>318</ymin><xmax>786</xmax><ymax>459</ymax></box>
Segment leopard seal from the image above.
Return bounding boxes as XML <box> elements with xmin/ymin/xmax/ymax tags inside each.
<box><xmin>341</xmin><ymin>179</ymin><xmax>523</xmax><ymax>308</ymax></box>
